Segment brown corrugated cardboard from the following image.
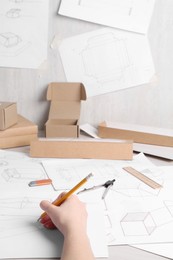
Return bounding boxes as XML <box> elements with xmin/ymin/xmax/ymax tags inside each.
<box><xmin>0</xmin><ymin>102</ymin><xmax>17</xmax><ymax>130</ymax></box>
<box><xmin>98</xmin><ymin>121</ymin><xmax>173</xmax><ymax>147</ymax></box>
<box><xmin>30</xmin><ymin>138</ymin><xmax>133</xmax><ymax>160</ymax></box>
<box><xmin>0</xmin><ymin>114</ymin><xmax>38</xmax><ymax>148</ymax></box>
<box><xmin>46</xmin><ymin>82</ymin><xmax>86</xmax><ymax>138</ymax></box>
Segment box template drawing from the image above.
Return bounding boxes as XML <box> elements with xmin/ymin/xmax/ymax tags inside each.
<box><xmin>45</xmin><ymin>82</ymin><xmax>87</xmax><ymax>138</ymax></box>
<box><xmin>0</xmin><ymin>114</ymin><xmax>38</xmax><ymax>149</ymax></box>
<box><xmin>98</xmin><ymin>121</ymin><xmax>173</xmax><ymax>147</ymax></box>
<box><xmin>0</xmin><ymin>102</ymin><xmax>17</xmax><ymax>130</ymax></box>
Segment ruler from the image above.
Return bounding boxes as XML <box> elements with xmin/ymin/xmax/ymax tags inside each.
<box><xmin>123</xmin><ymin>166</ymin><xmax>162</xmax><ymax>189</ymax></box>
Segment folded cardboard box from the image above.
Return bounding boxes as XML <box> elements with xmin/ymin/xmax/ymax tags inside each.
<box><xmin>45</xmin><ymin>82</ymin><xmax>86</xmax><ymax>138</ymax></box>
<box><xmin>0</xmin><ymin>102</ymin><xmax>17</xmax><ymax>130</ymax></box>
<box><xmin>98</xmin><ymin>121</ymin><xmax>173</xmax><ymax>147</ymax></box>
<box><xmin>0</xmin><ymin>114</ymin><xmax>38</xmax><ymax>148</ymax></box>
<box><xmin>30</xmin><ymin>138</ymin><xmax>133</xmax><ymax>160</ymax></box>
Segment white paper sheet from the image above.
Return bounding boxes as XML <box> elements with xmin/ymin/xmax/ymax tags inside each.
<box><xmin>134</xmin><ymin>143</ymin><xmax>173</xmax><ymax>160</ymax></box>
<box><xmin>80</xmin><ymin>123</ymin><xmax>100</xmax><ymax>139</ymax></box>
<box><xmin>59</xmin><ymin>28</ymin><xmax>155</xmax><ymax>97</ymax></box>
<box><xmin>58</xmin><ymin>0</ymin><xmax>156</xmax><ymax>34</ymax></box>
<box><xmin>132</xmin><ymin>243</ymin><xmax>173</xmax><ymax>259</ymax></box>
<box><xmin>0</xmin><ymin>153</ymin><xmax>108</xmax><ymax>258</ymax></box>
<box><xmin>0</xmin><ymin>197</ymin><xmax>108</xmax><ymax>258</ymax></box>
<box><xmin>0</xmin><ymin>0</ymin><xmax>49</xmax><ymax>68</ymax></box>
<box><xmin>42</xmin><ymin>155</ymin><xmax>173</xmax><ymax>246</ymax></box>
<box><xmin>42</xmin><ymin>153</ymin><xmax>153</xmax><ymax>191</ymax></box>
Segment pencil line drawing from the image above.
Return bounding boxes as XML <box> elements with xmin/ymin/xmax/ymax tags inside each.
<box><xmin>5</xmin><ymin>8</ymin><xmax>34</xmax><ymax>19</ymax></box>
<box><xmin>81</xmin><ymin>33</ymin><xmax>132</xmax><ymax>85</ymax></box>
<box><xmin>0</xmin><ymin>160</ymin><xmax>8</xmax><ymax>167</ymax></box>
<box><xmin>1</xmin><ymin>167</ymin><xmax>46</xmax><ymax>183</ymax></box>
<box><xmin>0</xmin><ymin>0</ymin><xmax>49</xmax><ymax>68</ymax></box>
<box><xmin>59</xmin><ymin>27</ymin><xmax>155</xmax><ymax>96</ymax></box>
<box><xmin>121</xmin><ymin>212</ymin><xmax>156</xmax><ymax>236</ymax></box>
<box><xmin>0</xmin><ymin>32</ymin><xmax>21</xmax><ymax>48</ymax></box>
<box><xmin>0</xmin><ymin>32</ymin><xmax>31</xmax><ymax>57</ymax></box>
<box><xmin>78</xmin><ymin>0</ymin><xmax>134</xmax><ymax>16</ymax></box>
<box><xmin>6</xmin><ymin>8</ymin><xmax>21</xmax><ymax>18</ymax></box>
<box><xmin>0</xmin><ymin>216</ymin><xmax>41</xmax><ymax>239</ymax></box>
<box><xmin>0</xmin><ymin>196</ymin><xmax>52</xmax><ymax>217</ymax></box>
<box><xmin>120</xmin><ymin>201</ymin><xmax>173</xmax><ymax>237</ymax></box>
<box><xmin>9</xmin><ymin>0</ymin><xmax>42</xmax><ymax>3</ymax></box>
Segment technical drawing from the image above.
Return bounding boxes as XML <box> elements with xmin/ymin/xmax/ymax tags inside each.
<box><xmin>78</xmin><ymin>0</ymin><xmax>133</xmax><ymax>16</ymax></box>
<box><xmin>0</xmin><ymin>216</ymin><xmax>40</xmax><ymax>239</ymax></box>
<box><xmin>0</xmin><ymin>196</ymin><xmax>52</xmax><ymax>217</ymax></box>
<box><xmin>6</xmin><ymin>8</ymin><xmax>21</xmax><ymax>18</ymax></box>
<box><xmin>9</xmin><ymin>0</ymin><xmax>42</xmax><ymax>3</ymax></box>
<box><xmin>55</xmin><ymin>167</ymin><xmax>78</xmax><ymax>182</ymax></box>
<box><xmin>10</xmin><ymin>0</ymin><xmax>24</xmax><ymax>2</ymax></box>
<box><xmin>81</xmin><ymin>33</ymin><xmax>132</xmax><ymax>85</ymax></box>
<box><xmin>120</xmin><ymin>201</ymin><xmax>173</xmax><ymax>237</ymax></box>
<box><xmin>0</xmin><ymin>32</ymin><xmax>21</xmax><ymax>48</ymax></box>
<box><xmin>1</xmin><ymin>167</ymin><xmax>45</xmax><ymax>183</ymax></box>
<box><xmin>0</xmin><ymin>32</ymin><xmax>31</xmax><ymax>56</ymax></box>
<box><xmin>0</xmin><ymin>197</ymin><xmax>41</xmax><ymax>210</ymax></box>
<box><xmin>0</xmin><ymin>160</ymin><xmax>8</xmax><ymax>167</ymax></box>
<box><xmin>121</xmin><ymin>212</ymin><xmax>156</xmax><ymax>236</ymax></box>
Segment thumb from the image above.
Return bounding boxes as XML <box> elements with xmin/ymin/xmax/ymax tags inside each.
<box><xmin>40</xmin><ymin>200</ymin><xmax>59</xmax><ymax>218</ymax></box>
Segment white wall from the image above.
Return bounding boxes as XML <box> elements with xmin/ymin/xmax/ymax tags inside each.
<box><xmin>0</xmin><ymin>0</ymin><xmax>173</xmax><ymax>130</ymax></box>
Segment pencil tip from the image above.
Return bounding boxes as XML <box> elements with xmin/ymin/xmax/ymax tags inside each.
<box><xmin>37</xmin><ymin>217</ymin><xmax>41</xmax><ymax>222</ymax></box>
<box><xmin>86</xmin><ymin>173</ymin><xmax>93</xmax><ymax>180</ymax></box>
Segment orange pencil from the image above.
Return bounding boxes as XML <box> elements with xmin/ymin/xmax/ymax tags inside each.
<box><xmin>38</xmin><ymin>173</ymin><xmax>93</xmax><ymax>221</ymax></box>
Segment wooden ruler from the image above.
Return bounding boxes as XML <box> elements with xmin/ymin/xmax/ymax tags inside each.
<box><xmin>123</xmin><ymin>166</ymin><xmax>162</xmax><ymax>189</ymax></box>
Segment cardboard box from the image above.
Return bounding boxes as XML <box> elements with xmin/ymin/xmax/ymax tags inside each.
<box><xmin>30</xmin><ymin>138</ymin><xmax>133</xmax><ymax>160</ymax></box>
<box><xmin>45</xmin><ymin>82</ymin><xmax>86</xmax><ymax>138</ymax></box>
<box><xmin>98</xmin><ymin>121</ymin><xmax>173</xmax><ymax>147</ymax></box>
<box><xmin>0</xmin><ymin>102</ymin><xmax>17</xmax><ymax>130</ymax></box>
<box><xmin>0</xmin><ymin>114</ymin><xmax>38</xmax><ymax>148</ymax></box>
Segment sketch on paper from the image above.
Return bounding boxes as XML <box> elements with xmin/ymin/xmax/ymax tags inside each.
<box><xmin>78</xmin><ymin>0</ymin><xmax>133</xmax><ymax>16</ymax></box>
<box><xmin>9</xmin><ymin>0</ymin><xmax>42</xmax><ymax>3</ymax></box>
<box><xmin>59</xmin><ymin>28</ymin><xmax>155</xmax><ymax>97</ymax></box>
<box><xmin>0</xmin><ymin>160</ymin><xmax>8</xmax><ymax>167</ymax></box>
<box><xmin>0</xmin><ymin>196</ymin><xmax>51</xmax><ymax>216</ymax></box>
<box><xmin>59</xmin><ymin>0</ymin><xmax>156</xmax><ymax>34</ymax></box>
<box><xmin>0</xmin><ymin>32</ymin><xmax>31</xmax><ymax>57</ymax></box>
<box><xmin>6</xmin><ymin>8</ymin><xmax>22</xmax><ymax>18</ymax></box>
<box><xmin>46</xmin><ymin>156</ymin><xmax>173</xmax><ymax>245</ymax></box>
<box><xmin>121</xmin><ymin>212</ymin><xmax>156</xmax><ymax>236</ymax></box>
<box><xmin>0</xmin><ymin>216</ymin><xmax>41</xmax><ymax>239</ymax></box>
<box><xmin>0</xmin><ymin>32</ymin><xmax>22</xmax><ymax>47</ymax></box>
<box><xmin>0</xmin><ymin>0</ymin><xmax>49</xmax><ymax>68</ymax></box>
<box><xmin>81</xmin><ymin>33</ymin><xmax>132</xmax><ymax>84</ymax></box>
<box><xmin>1</xmin><ymin>167</ymin><xmax>45</xmax><ymax>183</ymax></box>
<box><xmin>120</xmin><ymin>200</ymin><xmax>173</xmax><ymax>237</ymax></box>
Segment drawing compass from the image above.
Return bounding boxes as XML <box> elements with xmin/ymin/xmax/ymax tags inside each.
<box><xmin>77</xmin><ymin>179</ymin><xmax>115</xmax><ymax>199</ymax></box>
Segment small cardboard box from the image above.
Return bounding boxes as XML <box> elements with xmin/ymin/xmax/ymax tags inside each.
<box><xmin>98</xmin><ymin>121</ymin><xmax>173</xmax><ymax>147</ymax></box>
<box><xmin>45</xmin><ymin>82</ymin><xmax>86</xmax><ymax>138</ymax></box>
<box><xmin>0</xmin><ymin>102</ymin><xmax>17</xmax><ymax>130</ymax></box>
<box><xmin>0</xmin><ymin>114</ymin><xmax>38</xmax><ymax>148</ymax></box>
<box><xmin>30</xmin><ymin>138</ymin><xmax>133</xmax><ymax>160</ymax></box>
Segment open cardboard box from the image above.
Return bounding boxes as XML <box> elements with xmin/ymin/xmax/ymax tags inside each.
<box><xmin>0</xmin><ymin>114</ymin><xmax>38</xmax><ymax>148</ymax></box>
<box><xmin>98</xmin><ymin>121</ymin><xmax>173</xmax><ymax>147</ymax></box>
<box><xmin>0</xmin><ymin>102</ymin><xmax>17</xmax><ymax>130</ymax></box>
<box><xmin>45</xmin><ymin>82</ymin><xmax>86</xmax><ymax>138</ymax></box>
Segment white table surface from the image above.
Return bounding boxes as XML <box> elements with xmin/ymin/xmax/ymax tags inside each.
<box><xmin>4</xmin><ymin>145</ymin><xmax>173</xmax><ymax>260</ymax></box>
